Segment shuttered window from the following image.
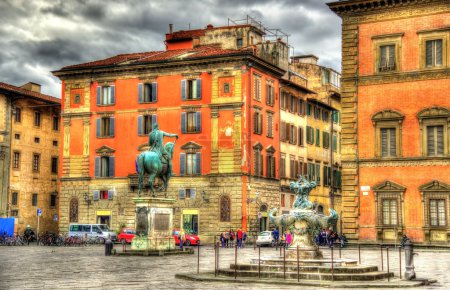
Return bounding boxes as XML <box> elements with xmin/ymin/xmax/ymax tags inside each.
<box><xmin>181</xmin><ymin>79</ymin><xmax>202</xmax><ymax>100</ymax></box>
<box><xmin>267</xmin><ymin>113</ymin><xmax>273</xmax><ymax>137</ymax></box>
<box><xmin>379</xmin><ymin>45</ymin><xmax>396</xmax><ymax>71</ymax></box>
<box><xmin>323</xmin><ymin>132</ymin><xmax>330</xmax><ymax>149</ymax></box>
<box><xmin>96</xmin><ymin>117</ymin><xmax>115</xmax><ymax>138</ymax></box>
<box><xmin>96</xmin><ymin>85</ymin><xmax>115</xmax><ymax>105</ymax></box>
<box><xmin>253</xmin><ymin>111</ymin><xmax>263</xmax><ymax>134</ymax></box>
<box><xmin>298</xmin><ymin>127</ymin><xmax>304</xmax><ymax>146</ymax></box>
<box><xmin>290</xmin><ymin>157</ymin><xmax>296</xmax><ymax>179</ymax></box>
<box><xmin>280</xmin><ymin>121</ymin><xmax>286</xmax><ymax>141</ymax></box>
<box><xmin>280</xmin><ymin>157</ymin><xmax>286</xmax><ymax>178</ymax></box>
<box><xmin>94</xmin><ymin>156</ymin><xmax>115</xmax><ymax>177</ymax></box>
<box><xmin>254</xmin><ymin>76</ymin><xmax>261</xmax><ymax>100</ymax></box>
<box><xmin>427</xmin><ymin>125</ymin><xmax>444</xmax><ymax>156</ymax></box>
<box><xmin>254</xmin><ymin>150</ymin><xmax>263</xmax><ymax>176</ymax></box>
<box><xmin>382</xmin><ymin>199</ymin><xmax>398</xmax><ymax>225</ymax></box>
<box><xmin>429</xmin><ymin>199</ymin><xmax>446</xmax><ymax>226</ymax></box>
<box><xmin>380</xmin><ymin>128</ymin><xmax>396</xmax><ymax>157</ymax></box>
<box><xmin>315</xmin><ymin>163</ymin><xmax>321</xmax><ymax>184</ymax></box>
<box><xmin>181</xmin><ymin>112</ymin><xmax>201</xmax><ymax>133</ymax></box>
<box><xmin>179</xmin><ymin>153</ymin><xmax>201</xmax><ymax>176</ymax></box>
<box><xmin>266</xmin><ymin>83</ymin><xmax>275</xmax><ymax>106</ymax></box>
<box><xmin>315</xmin><ymin>128</ymin><xmax>320</xmax><ymax>147</ymax></box>
<box><xmin>138</xmin><ymin>82</ymin><xmax>158</xmax><ymax>103</ymax></box>
<box><xmin>280</xmin><ymin>92</ymin><xmax>287</xmax><ymax>110</ymax></box>
<box><xmin>306</xmin><ymin>126</ymin><xmax>314</xmax><ymax>144</ymax></box>
<box><xmin>266</xmin><ymin>155</ymin><xmax>276</xmax><ymax>178</ymax></box>
<box><xmin>426</xmin><ymin>39</ymin><xmax>443</xmax><ymax>68</ymax></box>
<box><xmin>138</xmin><ymin>115</ymin><xmax>157</xmax><ymax>135</ymax></box>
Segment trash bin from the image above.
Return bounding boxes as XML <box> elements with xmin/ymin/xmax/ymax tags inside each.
<box><xmin>105</xmin><ymin>238</ymin><xmax>113</xmax><ymax>256</ymax></box>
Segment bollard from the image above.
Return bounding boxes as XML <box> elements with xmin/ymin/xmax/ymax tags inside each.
<box><xmin>234</xmin><ymin>243</ymin><xmax>237</xmax><ymax>279</ymax></box>
<box><xmin>214</xmin><ymin>242</ymin><xmax>217</xmax><ymax>277</ymax></box>
<box><xmin>358</xmin><ymin>244</ymin><xmax>361</xmax><ymax>264</ymax></box>
<box><xmin>404</xmin><ymin>238</ymin><xmax>416</xmax><ymax>280</ymax></box>
<box><xmin>258</xmin><ymin>246</ymin><xmax>261</xmax><ymax>279</ymax></box>
<box><xmin>339</xmin><ymin>243</ymin><xmax>341</xmax><ymax>258</ymax></box>
<box><xmin>399</xmin><ymin>247</ymin><xmax>402</xmax><ymax>279</ymax></box>
<box><xmin>331</xmin><ymin>245</ymin><xmax>334</xmax><ymax>282</ymax></box>
<box><xmin>105</xmin><ymin>237</ymin><xmax>113</xmax><ymax>256</ymax></box>
<box><xmin>297</xmin><ymin>245</ymin><xmax>300</xmax><ymax>282</ymax></box>
<box><xmin>386</xmin><ymin>247</ymin><xmax>390</xmax><ymax>282</ymax></box>
<box><xmin>283</xmin><ymin>246</ymin><xmax>286</xmax><ymax>279</ymax></box>
<box><xmin>217</xmin><ymin>242</ymin><xmax>220</xmax><ymax>274</ymax></box>
<box><xmin>197</xmin><ymin>242</ymin><xmax>200</xmax><ymax>274</ymax></box>
<box><xmin>380</xmin><ymin>246</ymin><xmax>384</xmax><ymax>271</ymax></box>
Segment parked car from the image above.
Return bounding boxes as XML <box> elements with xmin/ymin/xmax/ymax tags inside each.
<box><xmin>172</xmin><ymin>229</ymin><xmax>200</xmax><ymax>246</ymax></box>
<box><xmin>68</xmin><ymin>224</ymin><xmax>117</xmax><ymax>243</ymax></box>
<box><xmin>256</xmin><ymin>231</ymin><xmax>274</xmax><ymax>246</ymax></box>
<box><xmin>118</xmin><ymin>228</ymin><xmax>136</xmax><ymax>244</ymax></box>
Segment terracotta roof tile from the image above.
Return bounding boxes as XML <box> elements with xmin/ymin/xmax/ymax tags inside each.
<box><xmin>0</xmin><ymin>82</ymin><xmax>61</xmax><ymax>104</ymax></box>
<box><xmin>165</xmin><ymin>29</ymin><xmax>205</xmax><ymax>42</ymax></box>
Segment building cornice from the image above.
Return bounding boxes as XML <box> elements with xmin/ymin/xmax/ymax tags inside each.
<box><xmin>327</xmin><ymin>0</ymin><xmax>441</xmax><ymax>16</ymax></box>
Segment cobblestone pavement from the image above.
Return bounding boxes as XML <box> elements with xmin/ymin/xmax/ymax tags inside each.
<box><xmin>0</xmin><ymin>244</ymin><xmax>448</xmax><ymax>289</ymax></box>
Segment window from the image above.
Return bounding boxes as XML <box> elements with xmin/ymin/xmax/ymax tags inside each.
<box><xmin>307</xmin><ymin>162</ymin><xmax>315</xmax><ymax>182</ymax></box>
<box><xmin>94</xmin><ymin>156</ymin><xmax>115</xmax><ymax>177</ymax></box>
<box><xmin>96</xmin><ymin>117</ymin><xmax>115</xmax><ymax>138</ymax></box>
<box><xmin>426</xmin><ymin>39</ymin><xmax>443</xmax><ymax>68</ymax></box>
<box><xmin>13</xmin><ymin>152</ymin><xmax>20</xmax><ymax>169</ymax></box>
<box><xmin>220</xmin><ymin>196</ymin><xmax>231</xmax><ymax>222</ymax></box>
<box><xmin>372</xmin><ymin>109</ymin><xmax>404</xmax><ymax>158</ymax></box>
<box><xmin>223</xmin><ymin>83</ymin><xmax>230</xmax><ymax>93</ymax></box>
<box><xmin>382</xmin><ymin>199</ymin><xmax>397</xmax><ymax>225</ymax></box>
<box><xmin>179</xmin><ymin>152</ymin><xmax>201</xmax><ymax>176</ymax></box>
<box><xmin>93</xmin><ymin>190</ymin><xmax>113</xmax><ymax>201</ymax></box>
<box><xmin>315</xmin><ymin>128</ymin><xmax>320</xmax><ymax>147</ymax></box>
<box><xmin>266</xmin><ymin>83</ymin><xmax>275</xmax><ymax>106</ymax></box>
<box><xmin>12</xmin><ymin>192</ymin><xmax>18</xmax><ymax>205</ymax></box>
<box><xmin>299</xmin><ymin>100</ymin><xmax>306</xmax><ymax>115</ymax></box>
<box><xmin>254</xmin><ymin>148</ymin><xmax>263</xmax><ymax>176</ymax></box>
<box><xmin>333</xmin><ymin>111</ymin><xmax>340</xmax><ymax>124</ymax></box>
<box><xmin>253</xmin><ymin>111</ymin><xmax>263</xmax><ymax>135</ymax></box>
<box><xmin>96</xmin><ymin>85</ymin><xmax>115</xmax><ymax>105</ymax></box>
<box><xmin>69</xmin><ymin>198</ymin><xmax>78</xmax><ymax>222</ymax></box>
<box><xmin>53</xmin><ymin>140</ymin><xmax>58</xmax><ymax>147</ymax></box>
<box><xmin>306</xmin><ymin>103</ymin><xmax>312</xmax><ymax>116</ymax></box>
<box><xmin>281</xmin><ymin>194</ymin><xmax>285</xmax><ymax>207</ymax></box>
<box><xmin>181</xmin><ymin>112</ymin><xmax>201</xmax><ymax>133</ymax></box>
<box><xmin>315</xmin><ymin>163</ymin><xmax>321</xmax><ymax>184</ymax></box>
<box><xmin>298</xmin><ymin>127</ymin><xmax>304</xmax><ymax>146</ymax></box>
<box><xmin>323</xmin><ymin>132</ymin><xmax>330</xmax><ymax>149</ymax></box>
<box><xmin>101</xmin><ymin>190</ymin><xmax>109</xmax><ymax>200</ymax></box>
<box><xmin>10</xmin><ymin>210</ymin><xmax>18</xmax><ymax>217</ymax></box>
<box><xmin>32</xmin><ymin>193</ymin><xmax>38</xmax><ymax>206</ymax></box>
<box><xmin>50</xmin><ymin>193</ymin><xmax>57</xmax><ymax>207</ymax></box>
<box><xmin>427</xmin><ymin>125</ymin><xmax>444</xmax><ymax>156</ymax></box>
<box><xmin>380</xmin><ymin>128</ymin><xmax>396</xmax><ymax>157</ymax></box>
<box><xmin>280</xmin><ymin>92</ymin><xmax>287</xmax><ymax>110</ymax></box>
<box><xmin>266</xmin><ymin>154</ymin><xmax>276</xmax><ymax>178</ymax></box>
<box><xmin>181</xmin><ymin>79</ymin><xmax>202</xmax><ymax>100</ymax></box>
<box><xmin>267</xmin><ymin>113</ymin><xmax>273</xmax><ymax>138</ymax></box>
<box><xmin>138</xmin><ymin>82</ymin><xmax>157</xmax><ymax>103</ymax></box>
<box><xmin>289</xmin><ymin>157</ymin><xmax>297</xmax><ymax>179</ymax></box>
<box><xmin>14</xmin><ymin>133</ymin><xmax>20</xmax><ymax>140</ymax></box>
<box><xmin>51</xmin><ymin>157</ymin><xmax>58</xmax><ymax>174</ymax></box>
<box><xmin>430</xmin><ymin>199</ymin><xmax>446</xmax><ymax>226</ymax></box>
<box><xmin>74</xmin><ymin>94</ymin><xmax>81</xmax><ymax>104</ymax></box>
<box><xmin>289</xmin><ymin>94</ymin><xmax>297</xmax><ymax>113</ymax></box>
<box><xmin>289</xmin><ymin>124</ymin><xmax>297</xmax><ymax>145</ymax></box>
<box><xmin>53</xmin><ymin>116</ymin><xmax>59</xmax><ymax>131</ymax></box>
<box><xmin>379</xmin><ymin>45</ymin><xmax>396</xmax><ymax>71</ymax></box>
<box><xmin>32</xmin><ymin>154</ymin><xmax>40</xmax><ymax>172</ymax></box>
<box><xmin>323</xmin><ymin>166</ymin><xmax>332</xmax><ymax>186</ymax></box>
<box><xmin>138</xmin><ymin>115</ymin><xmax>157</xmax><ymax>135</ymax></box>
<box><xmin>15</xmin><ymin>108</ymin><xmax>21</xmax><ymax>123</ymax></box>
<box><xmin>34</xmin><ymin>137</ymin><xmax>40</xmax><ymax>143</ymax></box>
<box><xmin>322</xmin><ymin>110</ymin><xmax>329</xmax><ymax>122</ymax></box>
<box><xmin>314</xmin><ymin>107</ymin><xmax>321</xmax><ymax>120</ymax></box>
<box><xmin>34</xmin><ymin>111</ymin><xmax>41</xmax><ymax>127</ymax></box>
<box><xmin>254</xmin><ymin>75</ymin><xmax>261</xmax><ymax>100</ymax></box>
<box><xmin>280</xmin><ymin>157</ymin><xmax>286</xmax><ymax>178</ymax></box>
<box><xmin>306</xmin><ymin>126</ymin><xmax>314</xmax><ymax>145</ymax></box>
<box><xmin>332</xmin><ymin>134</ymin><xmax>338</xmax><ymax>152</ymax></box>
<box><xmin>236</xmin><ymin>38</ymin><xmax>243</xmax><ymax>48</ymax></box>
<box><xmin>178</xmin><ymin>188</ymin><xmax>197</xmax><ymax>200</ymax></box>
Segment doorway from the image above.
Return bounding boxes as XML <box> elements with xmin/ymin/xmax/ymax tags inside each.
<box><xmin>97</xmin><ymin>215</ymin><xmax>110</xmax><ymax>227</ymax></box>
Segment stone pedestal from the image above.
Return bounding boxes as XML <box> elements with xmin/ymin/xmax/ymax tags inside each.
<box><xmin>285</xmin><ymin>246</ymin><xmax>323</xmax><ymax>259</ymax></box>
<box><xmin>131</xmin><ymin>197</ymin><xmax>176</xmax><ymax>251</ymax></box>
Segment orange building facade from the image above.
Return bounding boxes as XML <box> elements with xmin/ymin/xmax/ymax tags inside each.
<box><xmin>329</xmin><ymin>0</ymin><xmax>450</xmax><ymax>244</ymax></box>
<box><xmin>54</xmin><ymin>24</ymin><xmax>287</xmax><ymax>242</ymax></box>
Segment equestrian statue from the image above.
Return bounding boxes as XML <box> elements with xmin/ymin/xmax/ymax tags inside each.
<box><xmin>137</xmin><ymin>122</ymin><xmax>178</xmax><ymax>196</ymax></box>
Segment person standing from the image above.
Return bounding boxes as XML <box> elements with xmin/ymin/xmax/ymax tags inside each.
<box><xmin>285</xmin><ymin>231</ymin><xmax>292</xmax><ymax>248</ymax></box>
<box><xmin>237</xmin><ymin>228</ymin><xmax>243</xmax><ymax>248</ymax></box>
<box><xmin>179</xmin><ymin>229</ymin><xmax>185</xmax><ymax>251</ymax></box>
<box><xmin>273</xmin><ymin>228</ymin><xmax>279</xmax><ymax>247</ymax></box>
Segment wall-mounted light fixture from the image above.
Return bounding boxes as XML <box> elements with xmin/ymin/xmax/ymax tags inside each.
<box><xmin>83</xmin><ymin>192</ymin><xmax>92</xmax><ymax>205</ymax></box>
<box><xmin>201</xmin><ymin>190</ymin><xmax>209</xmax><ymax>203</ymax></box>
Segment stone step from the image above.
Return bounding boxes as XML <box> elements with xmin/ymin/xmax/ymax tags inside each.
<box><xmin>250</xmin><ymin>257</ymin><xmax>358</xmax><ymax>267</ymax></box>
<box><xmin>218</xmin><ymin>269</ymin><xmax>394</xmax><ymax>281</ymax></box>
<box><xmin>231</xmin><ymin>263</ymin><xmax>379</xmax><ymax>274</ymax></box>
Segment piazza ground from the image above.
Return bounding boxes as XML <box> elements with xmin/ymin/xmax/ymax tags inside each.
<box><xmin>0</xmin><ymin>245</ymin><xmax>448</xmax><ymax>289</ymax></box>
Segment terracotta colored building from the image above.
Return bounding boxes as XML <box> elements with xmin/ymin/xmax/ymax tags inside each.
<box><xmin>53</xmin><ymin>23</ymin><xmax>288</xmax><ymax>242</ymax></box>
<box><xmin>328</xmin><ymin>0</ymin><xmax>450</xmax><ymax>244</ymax></box>
<box><xmin>0</xmin><ymin>82</ymin><xmax>61</xmax><ymax>234</ymax></box>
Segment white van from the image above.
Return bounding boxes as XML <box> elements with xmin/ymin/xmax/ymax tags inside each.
<box><xmin>68</xmin><ymin>224</ymin><xmax>117</xmax><ymax>242</ymax></box>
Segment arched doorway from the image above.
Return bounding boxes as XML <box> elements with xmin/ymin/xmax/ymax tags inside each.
<box><xmin>259</xmin><ymin>204</ymin><xmax>268</xmax><ymax>232</ymax></box>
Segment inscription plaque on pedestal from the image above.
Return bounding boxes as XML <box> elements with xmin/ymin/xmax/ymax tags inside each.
<box><xmin>154</xmin><ymin>213</ymin><xmax>170</xmax><ymax>231</ymax></box>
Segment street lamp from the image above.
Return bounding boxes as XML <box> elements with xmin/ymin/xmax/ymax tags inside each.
<box><xmin>83</xmin><ymin>193</ymin><xmax>91</xmax><ymax>205</ymax></box>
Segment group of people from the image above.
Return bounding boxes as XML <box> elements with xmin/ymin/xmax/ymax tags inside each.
<box><xmin>219</xmin><ymin>228</ymin><xmax>247</xmax><ymax>248</ymax></box>
<box><xmin>315</xmin><ymin>228</ymin><xmax>347</xmax><ymax>247</ymax></box>
<box><xmin>272</xmin><ymin>228</ymin><xmax>292</xmax><ymax>248</ymax></box>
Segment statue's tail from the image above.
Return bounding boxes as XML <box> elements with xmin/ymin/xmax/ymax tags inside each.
<box><xmin>269</xmin><ymin>208</ymin><xmax>278</xmax><ymax>225</ymax></box>
<box><xmin>327</xmin><ymin>209</ymin><xmax>338</xmax><ymax>228</ymax></box>
<box><xmin>137</xmin><ymin>154</ymin><xmax>145</xmax><ymax>195</ymax></box>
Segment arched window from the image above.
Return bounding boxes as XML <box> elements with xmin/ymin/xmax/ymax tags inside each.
<box><xmin>220</xmin><ymin>196</ymin><xmax>231</xmax><ymax>222</ymax></box>
<box><xmin>317</xmin><ymin>205</ymin><xmax>324</xmax><ymax>215</ymax></box>
<box><xmin>69</xmin><ymin>198</ymin><xmax>78</xmax><ymax>223</ymax></box>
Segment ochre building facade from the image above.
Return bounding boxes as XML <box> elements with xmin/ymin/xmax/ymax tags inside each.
<box><xmin>328</xmin><ymin>0</ymin><xmax>450</xmax><ymax>244</ymax></box>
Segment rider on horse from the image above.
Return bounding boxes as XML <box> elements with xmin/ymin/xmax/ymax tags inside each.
<box><xmin>148</xmin><ymin>122</ymin><xmax>178</xmax><ymax>176</ymax></box>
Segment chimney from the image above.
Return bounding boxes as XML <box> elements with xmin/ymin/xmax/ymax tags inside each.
<box><xmin>169</xmin><ymin>24</ymin><xmax>173</xmax><ymax>34</ymax></box>
<box><xmin>206</xmin><ymin>24</ymin><xmax>214</xmax><ymax>29</ymax></box>
<box><xmin>20</xmin><ymin>82</ymin><xmax>41</xmax><ymax>93</ymax></box>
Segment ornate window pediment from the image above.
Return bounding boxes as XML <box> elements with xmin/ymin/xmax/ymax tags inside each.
<box><xmin>417</xmin><ymin>107</ymin><xmax>450</xmax><ymax>120</ymax></box>
<box><xmin>96</xmin><ymin>145</ymin><xmax>115</xmax><ymax>156</ymax></box>
<box><xmin>137</xmin><ymin>143</ymin><xmax>150</xmax><ymax>152</ymax></box>
<box><xmin>266</xmin><ymin>145</ymin><xmax>276</xmax><ymax>154</ymax></box>
<box><xmin>373</xmin><ymin>180</ymin><xmax>406</xmax><ymax>192</ymax></box>
<box><xmin>417</xmin><ymin>107</ymin><xmax>450</xmax><ymax>157</ymax></box>
<box><xmin>253</xmin><ymin>142</ymin><xmax>263</xmax><ymax>150</ymax></box>
<box><xmin>371</xmin><ymin>109</ymin><xmax>404</xmax><ymax>124</ymax></box>
<box><xmin>180</xmin><ymin>141</ymin><xmax>202</xmax><ymax>153</ymax></box>
<box><xmin>419</xmin><ymin>180</ymin><xmax>450</xmax><ymax>192</ymax></box>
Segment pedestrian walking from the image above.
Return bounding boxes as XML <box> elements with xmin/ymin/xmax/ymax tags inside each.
<box><xmin>229</xmin><ymin>229</ymin><xmax>235</xmax><ymax>247</ymax></box>
<box><xmin>273</xmin><ymin>228</ymin><xmax>279</xmax><ymax>247</ymax></box>
<box><xmin>220</xmin><ymin>232</ymin><xmax>226</xmax><ymax>248</ymax></box>
<box><xmin>242</xmin><ymin>231</ymin><xmax>247</xmax><ymax>248</ymax></box>
<box><xmin>179</xmin><ymin>229</ymin><xmax>185</xmax><ymax>251</ymax></box>
<box><xmin>285</xmin><ymin>231</ymin><xmax>292</xmax><ymax>248</ymax></box>
<box><xmin>237</xmin><ymin>228</ymin><xmax>243</xmax><ymax>248</ymax></box>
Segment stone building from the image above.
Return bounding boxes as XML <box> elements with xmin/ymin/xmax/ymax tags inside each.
<box><xmin>53</xmin><ymin>22</ymin><xmax>288</xmax><ymax>242</ymax></box>
<box><xmin>328</xmin><ymin>0</ymin><xmax>450</xmax><ymax>244</ymax></box>
<box><xmin>0</xmin><ymin>82</ymin><xmax>61</xmax><ymax>234</ymax></box>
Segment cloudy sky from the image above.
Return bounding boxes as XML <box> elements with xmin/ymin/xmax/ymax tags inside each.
<box><xmin>0</xmin><ymin>0</ymin><xmax>342</xmax><ymax>97</ymax></box>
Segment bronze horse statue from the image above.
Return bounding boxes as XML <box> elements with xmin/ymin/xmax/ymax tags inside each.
<box><xmin>137</xmin><ymin>142</ymin><xmax>174</xmax><ymax>197</ymax></box>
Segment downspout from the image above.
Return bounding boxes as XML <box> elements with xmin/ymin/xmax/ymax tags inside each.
<box><xmin>355</xmin><ymin>26</ymin><xmax>361</xmax><ymax>219</ymax></box>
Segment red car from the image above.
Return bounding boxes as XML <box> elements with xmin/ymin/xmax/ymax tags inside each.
<box><xmin>172</xmin><ymin>229</ymin><xmax>200</xmax><ymax>246</ymax></box>
<box><xmin>118</xmin><ymin>228</ymin><xmax>136</xmax><ymax>244</ymax></box>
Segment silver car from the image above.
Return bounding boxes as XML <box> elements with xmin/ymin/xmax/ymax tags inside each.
<box><xmin>68</xmin><ymin>224</ymin><xmax>117</xmax><ymax>242</ymax></box>
<box><xmin>256</xmin><ymin>231</ymin><xmax>274</xmax><ymax>246</ymax></box>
